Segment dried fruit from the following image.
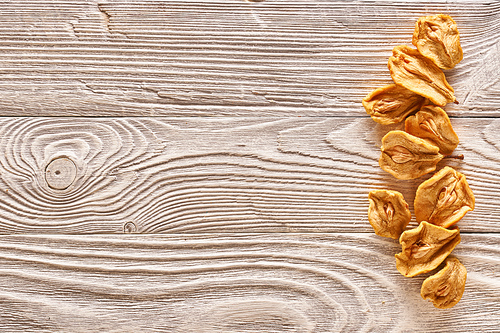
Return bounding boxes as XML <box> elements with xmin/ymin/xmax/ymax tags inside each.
<box><xmin>412</xmin><ymin>14</ymin><xmax>463</xmax><ymax>70</ymax></box>
<box><xmin>395</xmin><ymin>221</ymin><xmax>461</xmax><ymax>277</ymax></box>
<box><xmin>363</xmin><ymin>84</ymin><xmax>427</xmax><ymax>125</ymax></box>
<box><xmin>388</xmin><ymin>44</ymin><xmax>456</xmax><ymax>106</ymax></box>
<box><xmin>414</xmin><ymin>166</ymin><xmax>475</xmax><ymax>228</ymax></box>
<box><xmin>379</xmin><ymin>130</ymin><xmax>443</xmax><ymax>180</ymax></box>
<box><xmin>368</xmin><ymin>190</ymin><xmax>411</xmax><ymax>239</ymax></box>
<box><xmin>364</xmin><ymin>14</ymin><xmax>471</xmax><ymax>309</ymax></box>
<box><xmin>421</xmin><ymin>257</ymin><xmax>467</xmax><ymax>309</ymax></box>
<box><xmin>405</xmin><ymin>105</ymin><xmax>459</xmax><ymax>155</ymax></box>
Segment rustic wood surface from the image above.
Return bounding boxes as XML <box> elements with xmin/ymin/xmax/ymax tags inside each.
<box><xmin>0</xmin><ymin>0</ymin><xmax>498</xmax><ymax>117</ymax></box>
<box><xmin>0</xmin><ymin>117</ymin><xmax>498</xmax><ymax>234</ymax></box>
<box><xmin>1</xmin><ymin>234</ymin><xmax>499</xmax><ymax>333</ymax></box>
<box><xmin>1</xmin><ymin>0</ymin><xmax>499</xmax><ymax>332</ymax></box>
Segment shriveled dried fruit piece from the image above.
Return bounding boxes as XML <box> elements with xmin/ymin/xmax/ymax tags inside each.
<box><xmin>405</xmin><ymin>105</ymin><xmax>459</xmax><ymax>155</ymax></box>
<box><xmin>379</xmin><ymin>130</ymin><xmax>443</xmax><ymax>180</ymax></box>
<box><xmin>388</xmin><ymin>45</ymin><xmax>456</xmax><ymax>106</ymax></box>
<box><xmin>421</xmin><ymin>257</ymin><xmax>467</xmax><ymax>309</ymax></box>
<box><xmin>414</xmin><ymin>166</ymin><xmax>475</xmax><ymax>228</ymax></box>
<box><xmin>368</xmin><ymin>190</ymin><xmax>411</xmax><ymax>239</ymax></box>
<box><xmin>412</xmin><ymin>14</ymin><xmax>463</xmax><ymax>70</ymax></box>
<box><xmin>362</xmin><ymin>84</ymin><xmax>427</xmax><ymax>125</ymax></box>
<box><xmin>395</xmin><ymin>221</ymin><xmax>461</xmax><ymax>277</ymax></box>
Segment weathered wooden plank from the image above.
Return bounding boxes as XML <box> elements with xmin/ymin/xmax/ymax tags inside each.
<box><xmin>0</xmin><ymin>0</ymin><xmax>498</xmax><ymax>116</ymax></box>
<box><xmin>0</xmin><ymin>233</ymin><xmax>498</xmax><ymax>332</ymax></box>
<box><xmin>0</xmin><ymin>117</ymin><xmax>497</xmax><ymax>234</ymax></box>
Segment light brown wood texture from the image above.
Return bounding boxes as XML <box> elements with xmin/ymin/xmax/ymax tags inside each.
<box><xmin>2</xmin><ymin>1</ymin><xmax>500</xmax><ymax>332</ymax></box>
<box><xmin>0</xmin><ymin>233</ymin><xmax>499</xmax><ymax>333</ymax></box>
<box><xmin>0</xmin><ymin>0</ymin><xmax>499</xmax><ymax>116</ymax></box>
<box><xmin>0</xmin><ymin>117</ymin><xmax>496</xmax><ymax>234</ymax></box>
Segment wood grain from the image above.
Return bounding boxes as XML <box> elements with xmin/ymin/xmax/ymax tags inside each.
<box><xmin>0</xmin><ymin>116</ymin><xmax>497</xmax><ymax>234</ymax></box>
<box><xmin>0</xmin><ymin>0</ymin><xmax>498</xmax><ymax>116</ymax></box>
<box><xmin>1</xmin><ymin>1</ymin><xmax>499</xmax><ymax>331</ymax></box>
<box><xmin>0</xmin><ymin>233</ymin><xmax>498</xmax><ymax>332</ymax></box>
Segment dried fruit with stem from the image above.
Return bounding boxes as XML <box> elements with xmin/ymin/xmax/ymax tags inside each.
<box><xmin>363</xmin><ymin>84</ymin><xmax>427</xmax><ymax>125</ymax></box>
<box><xmin>363</xmin><ymin>14</ymin><xmax>472</xmax><ymax>309</ymax></box>
<box><xmin>368</xmin><ymin>190</ymin><xmax>411</xmax><ymax>239</ymax></box>
<box><xmin>379</xmin><ymin>130</ymin><xmax>443</xmax><ymax>180</ymax></box>
<box><xmin>421</xmin><ymin>257</ymin><xmax>467</xmax><ymax>309</ymax></box>
<box><xmin>414</xmin><ymin>166</ymin><xmax>475</xmax><ymax>228</ymax></box>
<box><xmin>405</xmin><ymin>105</ymin><xmax>459</xmax><ymax>155</ymax></box>
<box><xmin>395</xmin><ymin>221</ymin><xmax>461</xmax><ymax>277</ymax></box>
<box><xmin>388</xmin><ymin>44</ymin><xmax>457</xmax><ymax>106</ymax></box>
<box><xmin>412</xmin><ymin>14</ymin><xmax>463</xmax><ymax>70</ymax></box>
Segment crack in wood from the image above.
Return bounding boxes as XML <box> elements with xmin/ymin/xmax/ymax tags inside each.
<box><xmin>97</xmin><ymin>3</ymin><xmax>128</xmax><ymax>38</ymax></box>
<box><xmin>97</xmin><ymin>3</ymin><xmax>111</xmax><ymax>34</ymax></box>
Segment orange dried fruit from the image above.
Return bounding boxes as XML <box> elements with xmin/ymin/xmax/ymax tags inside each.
<box><xmin>412</xmin><ymin>14</ymin><xmax>463</xmax><ymax>70</ymax></box>
<box><xmin>414</xmin><ymin>166</ymin><xmax>475</xmax><ymax>228</ymax></box>
<box><xmin>388</xmin><ymin>44</ymin><xmax>456</xmax><ymax>106</ymax></box>
<box><xmin>363</xmin><ymin>84</ymin><xmax>427</xmax><ymax>125</ymax></box>
<box><xmin>368</xmin><ymin>190</ymin><xmax>411</xmax><ymax>239</ymax></box>
<box><xmin>395</xmin><ymin>221</ymin><xmax>461</xmax><ymax>277</ymax></box>
<box><xmin>421</xmin><ymin>257</ymin><xmax>467</xmax><ymax>309</ymax></box>
<box><xmin>405</xmin><ymin>105</ymin><xmax>459</xmax><ymax>155</ymax></box>
<box><xmin>379</xmin><ymin>130</ymin><xmax>443</xmax><ymax>180</ymax></box>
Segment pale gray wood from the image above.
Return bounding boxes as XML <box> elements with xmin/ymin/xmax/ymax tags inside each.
<box><xmin>0</xmin><ymin>0</ymin><xmax>498</xmax><ymax>116</ymax></box>
<box><xmin>1</xmin><ymin>1</ymin><xmax>499</xmax><ymax>332</ymax></box>
<box><xmin>0</xmin><ymin>233</ymin><xmax>497</xmax><ymax>333</ymax></box>
<box><xmin>0</xmin><ymin>117</ymin><xmax>496</xmax><ymax>234</ymax></box>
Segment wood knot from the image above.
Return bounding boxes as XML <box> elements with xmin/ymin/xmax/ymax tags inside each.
<box><xmin>123</xmin><ymin>221</ymin><xmax>137</xmax><ymax>233</ymax></box>
<box><xmin>45</xmin><ymin>157</ymin><xmax>77</xmax><ymax>190</ymax></box>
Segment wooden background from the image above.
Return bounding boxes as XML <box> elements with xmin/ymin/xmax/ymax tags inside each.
<box><xmin>1</xmin><ymin>0</ymin><xmax>499</xmax><ymax>331</ymax></box>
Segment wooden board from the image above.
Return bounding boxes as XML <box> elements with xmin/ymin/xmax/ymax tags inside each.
<box><xmin>0</xmin><ymin>233</ymin><xmax>499</xmax><ymax>333</ymax></box>
<box><xmin>1</xmin><ymin>0</ymin><xmax>500</xmax><ymax>331</ymax></box>
<box><xmin>0</xmin><ymin>0</ymin><xmax>499</xmax><ymax>116</ymax></box>
<box><xmin>0</xmin><ymin>117</ymin><xmax>497</xmax><ymax>234</ymax></box>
